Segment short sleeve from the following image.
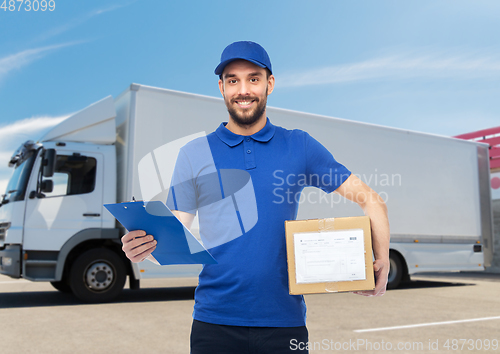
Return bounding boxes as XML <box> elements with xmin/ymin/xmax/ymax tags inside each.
<box><xmin>166</xmin><ymin>148</ymin><xmax>197</xmax><ymax>214</ymax></box>
<box><xmin>304</xmin><ymin>132</ymin><xmax>351</xmax><ymax>193</ymax></box>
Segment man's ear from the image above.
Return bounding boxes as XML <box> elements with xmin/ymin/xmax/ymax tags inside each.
<box><xmin>218</xmin><ymin>78</ymin><xmax>224</xmax><ymax>97</ymax></box>
<box><xmin>267</xmin><ymin>75</ymin><xmax>275</xmax><ymax>95</ymax></box>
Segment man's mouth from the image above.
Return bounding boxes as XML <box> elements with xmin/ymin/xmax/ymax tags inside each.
<box><xmin>234</xmin><ymin>98</ymin><xmax>257</xmax><ymax>108</ymax></box>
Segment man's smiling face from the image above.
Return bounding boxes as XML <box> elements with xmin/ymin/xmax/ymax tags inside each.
<box><xmin>219</xmin><ymin>60</ymin><xmax>274</xmax><ymax>128</ymax></box>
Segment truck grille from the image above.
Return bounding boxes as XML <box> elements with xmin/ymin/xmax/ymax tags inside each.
<box><xmin>0</xmin><ymin>222</ymin><xmax>11</xmax><ymax>246</ymax></box>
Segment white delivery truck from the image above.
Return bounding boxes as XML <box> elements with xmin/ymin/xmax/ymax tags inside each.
<box><xmin>0</xmin><ymin>84</ymin><xmax>493</xmax><ymax>302</ymax></box>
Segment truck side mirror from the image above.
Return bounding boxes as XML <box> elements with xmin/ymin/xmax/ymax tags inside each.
<box><xmin>42</xmin><ymin>149</ymin><xmax>56</xmax><ymax>177</ymax></box>
<box><xmin>41</xmin><ymin>180</ymin><xmax>53</xmax><ymax>193</ymax></box>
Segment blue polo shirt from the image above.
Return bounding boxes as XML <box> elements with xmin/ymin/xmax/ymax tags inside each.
<box><xmin>167</xmin><ymin>118</ymin><xmax>351</xmax><ymax>327</ymax></box>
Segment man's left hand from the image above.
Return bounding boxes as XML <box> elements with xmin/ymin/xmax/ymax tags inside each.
<box><xmin>353</xmin><ymin>258</ymin><xmax>389</xmax><ymax>297</ymax></box>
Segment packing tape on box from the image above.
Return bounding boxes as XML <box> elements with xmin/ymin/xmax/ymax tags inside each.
<box><xmin>325</xmin><ymin>282</ymin><xmax>340</xmax><ymax>293</ymax></box>
<box><xmin>318</xmin><ymin>218</ymin><xmax>335</xmax><ymax>232</ymax></box>
<box><xmin>320</xmin><ymin>218</ymin><xmax>348</xmax><ymax>292</ymax></box>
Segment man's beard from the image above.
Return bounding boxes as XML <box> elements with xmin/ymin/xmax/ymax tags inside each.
<box><xmin>224</xmin><ymin>89</ymin><xmax>268</xmax><ymax>128</ymax></box>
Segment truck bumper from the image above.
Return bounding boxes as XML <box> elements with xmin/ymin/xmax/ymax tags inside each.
<box><xmin>0</xmin><ymin>244</ymin><xmax>21</xmax><ymax>278</ymax></box>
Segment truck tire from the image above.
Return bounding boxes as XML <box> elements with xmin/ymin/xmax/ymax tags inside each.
<box><xmin>387</xmin><ymin>251</ymin><xmax>404</xmax><ymax>289</ymax></box>
<box><xmin>69</xmin><ymin>248</ymin><xmax>126</xmax><ymax>303</ymax></box>
<box><xmin>50</xmin><ymin>280</ymin><xmax>72</xmax><ymax>293</ymax></box>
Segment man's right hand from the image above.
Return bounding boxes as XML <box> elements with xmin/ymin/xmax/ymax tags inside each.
<box><xmin>121</xmin><ymin>230</ymin><xmax>157</xmax><ymax>263</ymax></box>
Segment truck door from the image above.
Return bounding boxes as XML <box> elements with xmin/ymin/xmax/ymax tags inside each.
<box><xmin>23</xmin><ymin>151</ymin><xmax>104</xmax><ymax>252</ymax></box>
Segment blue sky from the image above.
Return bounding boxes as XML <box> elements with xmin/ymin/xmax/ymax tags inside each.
<box><xmin>1</xmin><ymin>0</ymin><xmax>499</xmax><ymax>192</ymax></box>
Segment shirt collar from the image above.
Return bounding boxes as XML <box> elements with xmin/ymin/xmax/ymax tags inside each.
<box><xmin>215</xmin><ymin>118</ymin><xmax>276</xmax><ymax>147</ymax></box>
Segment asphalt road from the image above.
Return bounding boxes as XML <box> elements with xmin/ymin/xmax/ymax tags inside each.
<box><xmin>0</xmin><ymin>272</ymin><xmax>499</xmax><ymax>354</ymax></box>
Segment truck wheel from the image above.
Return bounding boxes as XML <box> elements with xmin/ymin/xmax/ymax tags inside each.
<box><xmin>50</xmin><ymin>280</ymin><xmax>72</xmax><ymax>293</ymax></box>
<box><xmin>69</xmin><ymin>248</ymin><xmax>126</xmax><ymax>303</ymax></box>
<box><xmin>387</xmin><ymin>251</ymin><xmax>404</xmax><ymax>289</ymax></box>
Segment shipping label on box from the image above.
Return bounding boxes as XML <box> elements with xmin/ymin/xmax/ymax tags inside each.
<box><xmin>285</xmin><ymin>216</ymin><xmax>375</xmax><ymax>295</ymax></box>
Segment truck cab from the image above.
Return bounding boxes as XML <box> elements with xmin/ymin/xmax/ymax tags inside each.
<box><xmin>0</xmin><ymin>97</ymin><xmax>133</xmax><ymax>302</ymax></box>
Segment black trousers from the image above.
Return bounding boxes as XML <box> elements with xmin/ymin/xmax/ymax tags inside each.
<box><xmin>190</xmin><ymin>319</ymin><xmax>309</xmax><ymax>354</ymax></box>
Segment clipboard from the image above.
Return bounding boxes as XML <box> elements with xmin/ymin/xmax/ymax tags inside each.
<box><xmin>104</xmin><ymin>201</ymin><xmax>217</xmax><ymax>265</ymax></box>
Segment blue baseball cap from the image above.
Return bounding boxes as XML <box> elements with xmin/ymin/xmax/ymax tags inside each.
<box><xmin>214</xmin><ymin>41</ymin><xmax>272</xmax><ymax>76</ymax></box>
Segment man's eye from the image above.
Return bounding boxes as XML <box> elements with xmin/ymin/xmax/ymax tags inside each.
<box><xmin>229</xmin><ymin>80</ymin><xmax>237</xmax><ymax>84</ymax></box>
<box><xmin>250</xmin><ymin>78</ymin><xmax>258</xmax><ymax>82</ymax></box>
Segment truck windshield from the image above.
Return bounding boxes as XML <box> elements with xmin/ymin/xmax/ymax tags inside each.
<box><xmin>3</xmin><ymin>150</ymin><xmax>37</xmax><ymax>203</ymax></box>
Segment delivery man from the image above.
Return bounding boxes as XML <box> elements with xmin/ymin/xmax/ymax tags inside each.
<box><xmin>121</xmin><ymin>41</ymin><xmax>390</xmax><ymax>354</ymax></box>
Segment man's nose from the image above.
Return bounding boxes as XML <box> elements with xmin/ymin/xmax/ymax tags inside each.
<box><xmin>238</xmin><ymin>81</ymin><xmax>250</xmax><ymax>96</ymax></box>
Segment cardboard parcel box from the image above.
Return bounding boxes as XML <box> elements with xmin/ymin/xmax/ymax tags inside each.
<box><xmin>285</xmin><ymin>216</ymin><xmax>375</xmax><ymax>295</ymax></box>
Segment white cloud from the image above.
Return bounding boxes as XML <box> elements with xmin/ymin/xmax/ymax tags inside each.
<box><xmin>0</xmin><ymin>115</ymin><xmax>69</xmax><ymax>194</ymax></box>
<box><xmin>278</xmin><ymin>50</ymin><xmax>500</xmax><ymax>88</ymax></box>
<box><xmin>0</xmin><ymin>115</ymin><xmax>68</xmax><ymax>145</ymax></box>
<box><xmin>399</xmin><ymin>111</ymin><xmax>500</xmax><ymax>138</ymax></box>
<box><xmin>0</xmin><ymin>152</ymin><xmax>13</xmax><ymax>164</ymax></box>
<box><xmin>0</xmin><ymin>42</ymin><xmax>81</xmax><ymax>84</ymax></box>
<box><xmin>0</xmin><ymin>2</ymin><xmax>136</xmax><ymax>83</ymax></box>
<box><xmin>35</xmin><ymin>2</ymin><xmax>135</xmax><ymax>42</ymax></box>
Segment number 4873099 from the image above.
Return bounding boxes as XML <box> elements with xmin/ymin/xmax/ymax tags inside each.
<box><xmin>1</xmin><ymin>0</ymin><xmax>56</xmax><ymax>11</ymax></box>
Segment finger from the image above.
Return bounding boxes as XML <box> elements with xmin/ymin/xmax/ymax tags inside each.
<box><xmin>124</xmin><ymin>238</ymin><xmax>156</xmax><ymax>255</ymax></box>
<box><xmin>128</xmin><ymin>235</ymin><xmax>156</xmax><ymax>251</ymax></box>
<box><xmin>131</xmin><ymin>238</ymin><xmax>157</xmax><ymax>254</ymax></box>
<box><xmin>121</xmin><ymin>230</ymin><xmax>147</xmax><ymax>244</ymax></box>
<box><xmin>124</xmin><ymin>230</ymin><xmax>148</xmax><ymax>243</ymax></box>
<box><xmin>372</xmin><ymin>275</ymin><xmax>388</xmax><ymax>296</ymax></box>
<box><xmin>353</xmin><ymin>290</ymin><xmax>374</xmax><ymax>297</ymax></box>
<box><xmin>352</xmin><ymin>277</ymin><xmax>387</xmax><ymax>297</ymax></box>
<box><xmin>122</xmin><ymin>235</ymin><xmax>154</xmax><ymax>253</ymax></box>
<box><xmin>130</xmin><ymin>244</ymin><xmax>157</xmax><ymax>263</ymax></box>
<box><xmin>373</xmin><ymin>285</ymin><xmax>383</xmax><ymax>296</ymax></box>
<box><xmin>122</xmin><ymin>237</ymin><xmax>156</xmax><ymax>257</ymax></box>
<box><xmin>127</xmin><ymin>242</ymin><xmax>157</xmax><ymax>262</ymax></box>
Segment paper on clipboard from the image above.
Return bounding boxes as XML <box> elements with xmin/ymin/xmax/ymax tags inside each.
<box><xmin>104</xmin><ymin>201</ymin><xmax>217</xmax><ymax>265</ymax></box>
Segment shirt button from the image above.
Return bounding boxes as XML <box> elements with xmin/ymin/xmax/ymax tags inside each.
<box><xmin>246</xmin><ymin>149</ymin><xmax>251</xmax><ymax>154</ymax></box>
<box><xmin>246</xmin><ymin>138</ymin><xmax>251</xmax><ymax>142</ymax></box>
